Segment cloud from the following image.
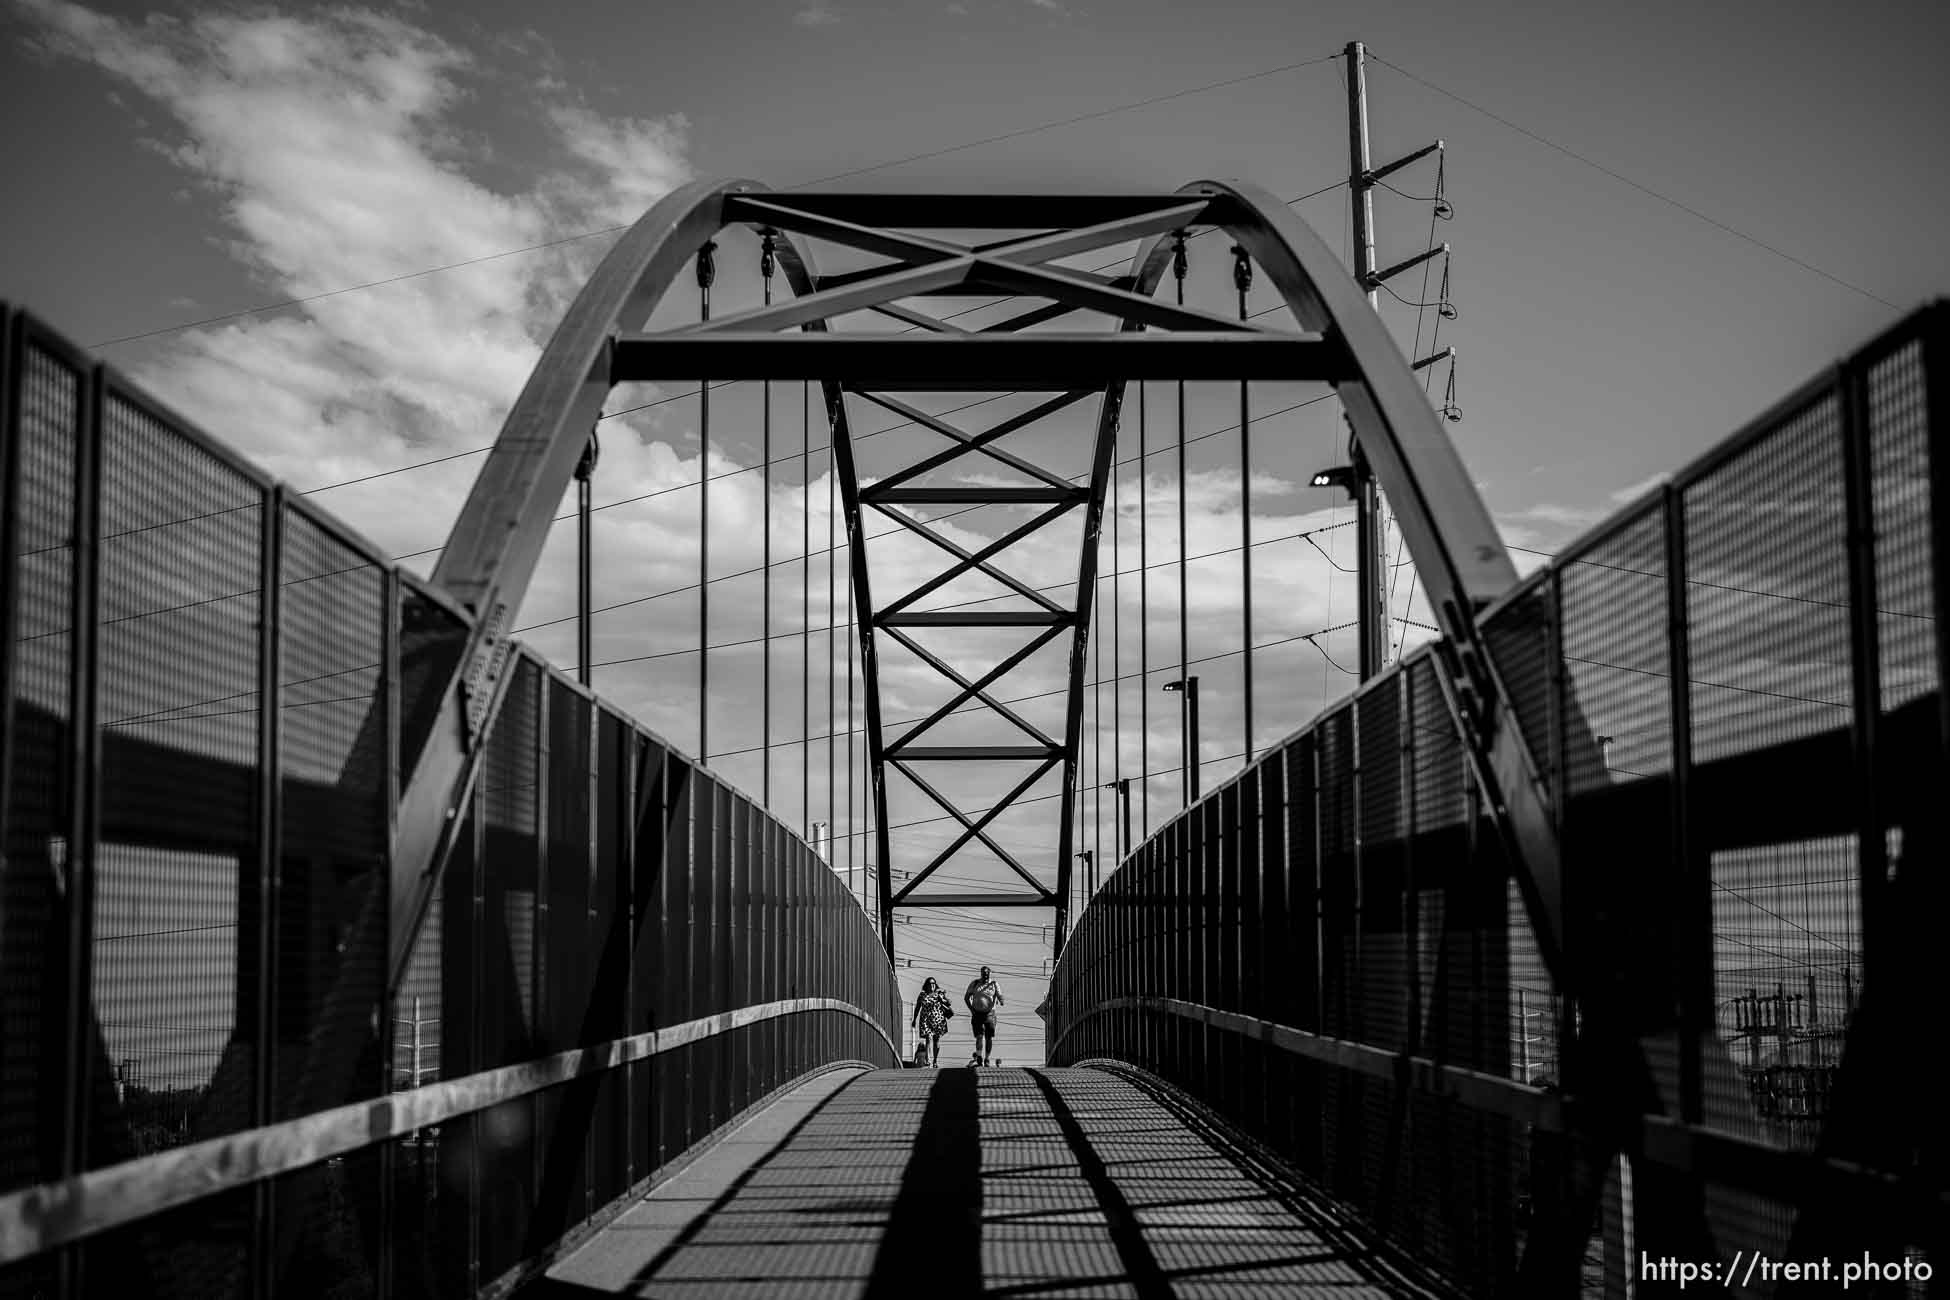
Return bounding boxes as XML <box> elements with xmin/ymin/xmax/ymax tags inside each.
<box><xmin>1608</xmin><ymin>471</ymin><xmax>1669</xmax><ymax>505</ymax></box>
<box><xmin>1502</xmin><ymin>470</ymin><xmax>1673</xmax><ymax>547</ymax></box>
<box><xmin>793</xmin><ymin>3</ymin><xmax>842</xmax><ymax>25</ymax></box>
<box><xmin>16</xmin><ymin>0</ymin><xmax>691</xmax><ymax>560</ymax></box>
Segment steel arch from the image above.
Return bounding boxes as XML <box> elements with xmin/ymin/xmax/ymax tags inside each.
<box><xmin>392</xmin><ymin>178</ymin><xmax>1568</xmax><ymax>985</ymax></box>
<box><xmin>1171</xmin><ymin>179</ymin><xmax>1569</xmax><ymax>974</ymax></box>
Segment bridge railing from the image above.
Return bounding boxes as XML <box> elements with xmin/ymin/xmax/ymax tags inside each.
<box><xmin>1047</xmin><ymin>303</ymin><xmax>1947</xmax><ymax>1295</ymax></box>
<box><xmin>0</xmin><ymin>303</ymin><xmax>903</xmax><ymax>1297</ymax></box>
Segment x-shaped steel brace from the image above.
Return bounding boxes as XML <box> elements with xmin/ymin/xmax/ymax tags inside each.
<box><xmin>859</xmin><ymin>390</ymin><xmax>1091</xmax><ymax>495</ymax></box>
<box><xmin>881</xmin><ymin>621</ymin><xmax>1067</xmax><ymax>753</ymax></box>
<box><xmin>871</xmin><ymin>498</ymin><xmax>1077</xmax><ymax>619</ymax></box>
<box><xmin>690</xmin><ymin>196</ymin><xmax>1263</xmax><ymax>337</ymax></box>
<box><xmin>889</xmin><ymin>755</ymin><xmax>1062</xmax><ymax>901</ymax></box>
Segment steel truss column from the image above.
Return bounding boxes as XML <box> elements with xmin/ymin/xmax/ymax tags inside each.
<box><xmin>709</xmin><ymin>198</ymin><xmax>1199</xmax><ymax>963</ymax></box>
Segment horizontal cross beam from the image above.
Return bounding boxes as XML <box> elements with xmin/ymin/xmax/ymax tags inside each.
<box><xmin>895</xmin><ymin>745</ymin><xmax>1062</xmax><ymax>761</ymax></box>
<box><xmin>896</xmin><ymin>892</ymin><xmax>1055</xmax><ymax>908</ymax></box>
<box><xmin>865</xmin><ymin>486</ymin><xmax>1087</xmax><ymax>505</ymax></box>
<box><xmin>724</xmin><ymin>191</ymin><xmax>1229</xmax><ymax>229</ymax></box>
<box><xmin>611</xmin><ymin>332</ymin><xmax>1349</xmax><ymax>387</ymax></box>
<box><xmin>877</xmin><ymin>610</ymin><xmax>1075</xmax><ymax>628</ymax></box>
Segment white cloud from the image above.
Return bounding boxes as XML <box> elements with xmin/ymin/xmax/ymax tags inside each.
<box><xmin>17</xmin><ymin>0</ymin><xmax>692</xmax><ymax>562</ymax></box>
<box><xmin>1609</xmin><ymin>471</ymin><xmax>1669</xmax><ymax>504</ymax></box>
<box><xmin>793</xmin><ymin>3</ymin><xmax>842</xmax><ymax>26</ymax></box>
<box><xmin>1501</xmin><ymin>471</ymin><xmax>1672</xmax><ymax>549</ymax></box>
<box><xmin>547</xmin><ymin>105</ymin><xmax>692</xmax><ymax>227</ymax></box>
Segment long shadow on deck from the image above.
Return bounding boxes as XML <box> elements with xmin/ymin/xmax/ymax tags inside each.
<box><xmin>529</xmin><ymin>1066</ymin><xmax>1427</xmax><ymax>1298</ymax></box>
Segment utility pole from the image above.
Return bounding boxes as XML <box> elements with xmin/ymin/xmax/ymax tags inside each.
<box><xmin>1344</xmin><ymin>41</ymin><xmax>1445</xmax><ymax>680</ymax></box>
<box><xmin>1345</xmin><ymin>40</ymin><xmax>1385</xmax><ymax>682</ymax></box>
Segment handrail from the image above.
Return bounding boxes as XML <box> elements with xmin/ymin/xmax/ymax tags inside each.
<box><xmin>0</xmin><ymin>997</ymin><xmax>891</xmax><ymax>1263</ymax></box>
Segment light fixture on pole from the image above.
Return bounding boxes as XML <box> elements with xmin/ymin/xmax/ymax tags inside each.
<box><xmin>1309</xmin><ymin>449</ymin><xmax>1384</xmax><ymax>680</ymax></box>
<box><xmin>1099</xmin><ymin>777</ymin><xmax>1132</xmax><ymax>863</ymax></box>
<box><xmin>1161</xmin><ymin>676</ymin><xmax>1200</xmax><ymax>805</ymax></box>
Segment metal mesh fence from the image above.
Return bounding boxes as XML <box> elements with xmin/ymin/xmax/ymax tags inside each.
<box><xmin>1048</xmin><ymin>303</ymin><xmax>1947</xmax><ymax>1296</ymax></box>
<box><xmin>2</xmin><ymin>335</ymin><xmax>80</xmax><ymax>1215</ymax></box>
<box><xmin>0</xmin><ymin>305</ymin><xmax>902</xmax><ymax>1297</ymax></box>
<box><xmin>1870</xmin><ymin>342</ymin><xmax>1937</xmax><ymax>718</ymax></box>
<box><xmin>90</xmin><ymin>382</ymin><xmax>264</xmax><ymax>1187</ymax></box>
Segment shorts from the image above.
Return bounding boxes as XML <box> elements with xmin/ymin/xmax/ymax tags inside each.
<box><xmin>970</xmin><ymin>1011</ymin><xmax>997</xmax><ymax>1036</ymax></box>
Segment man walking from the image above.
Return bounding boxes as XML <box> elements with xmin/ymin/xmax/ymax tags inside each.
<box><xmin>964</xmin><ymin>965</ymin><xmax>1004</xmax><ymax>1067</ymax></box>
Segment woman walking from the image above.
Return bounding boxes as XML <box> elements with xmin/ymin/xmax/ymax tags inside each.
<box><xmin>911</xmin><ymin>978</ymin><xmax>953</xmax><ymax>1066</ymax></box>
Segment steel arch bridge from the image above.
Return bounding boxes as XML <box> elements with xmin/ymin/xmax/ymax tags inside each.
<box><xmin>403</xmin><ymin>177</ymin><xmax>1565</xmax><ymax>977</ymax></box>
<box><xmin>4</xmin><ymin>180</ymin><xmax>1944</xmax><ymax>1299</ymax></box>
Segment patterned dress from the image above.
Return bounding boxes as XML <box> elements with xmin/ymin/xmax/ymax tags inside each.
<box><xmin>914</xmin><ymin>989</ymin><xmax>953</xmax><ymax>1038</ymax></box>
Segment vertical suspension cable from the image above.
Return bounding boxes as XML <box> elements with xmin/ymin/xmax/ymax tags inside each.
<box><xmin>1172</xmin><ymin>231</ymin><xmax>1190</xmax><ymax>807</ymax></box>
<box><xmin>1092</xmin><ymin>516</ymin><xmax>1102</xmax><ymax>897</ymax></box>
<box><xmin>760</xmin><ymin>234</ymin><xmax>775</xmax><ymax>806</ymax></box>
<box><xmin>695</xmin><ymin>241</ymin><xmax>716</xmax><ymax>762</ymax></box>
<box><xmin>1110</xmin><ymin>416</ymin><xmax>1120</xmax><ymax>862</ymax></box>
<box><xmin>802</xmin><ymin>382</ymin><xmax>811</xmax><ymax>839</ymax></box>
<box><xmin>847</xmin><ymin>538</ymin><xmax>857</xmax><ymax>899</ymax></box>
<box><xmin>1233</xmin><ymin>244</ymin><xmax>1254</xmax><ymax>763</ymax></box>
<box><xmin>575</xmin><ymin>430</ymin><xmax>598</xmax><ymax>687</ymax></box>
<box><xmin>827</xmin><ymin>407</ymin><xmax>837</xmax><ymax>865</ymax></box>
<box><xmin>1137</xmin><ymin>382</ymin><xmax>1149</xmax><ymax>839</ymax></box>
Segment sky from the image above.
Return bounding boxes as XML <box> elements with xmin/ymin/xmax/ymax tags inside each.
<box><xmin>4</xmin><ymin>0</ymin><xmax>1946</xmax><ymax>1071</ymax></box>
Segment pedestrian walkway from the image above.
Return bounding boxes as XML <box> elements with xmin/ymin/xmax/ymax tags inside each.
<box><xmin>530</xmin><ymin>1065</ymin><xmax>1439</xmax><ymax>1298</ymax></box>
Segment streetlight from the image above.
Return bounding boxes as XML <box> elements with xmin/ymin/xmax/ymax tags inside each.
<box><xmin>1099</xmin><ymin>777</ymin><xmax>1132</xmax><ymax>862</ymax></box>
<box><xmin>1161</xmin><ymin>676</ymin><xmax>1199</xmax><ymax>805</ymax></box>
<box><xmin>1309</xmin><ymin>439</ymin><xmax>1383</xmax><ymax>680</ymax></box>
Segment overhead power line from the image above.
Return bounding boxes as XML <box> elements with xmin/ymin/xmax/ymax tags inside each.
<box><xmin>90</xmin><ymin>55</ymin><xmax>1342</xmax><ymax>350</ymax></box>
<box><xmin>809</xmin><ymin>53</ymin><xmax>1342</xmax><ymax>185</ymax></box>
<box><xmin>1368</xmin><ymin>54</ymin><xmax>1899</xmax><ymax>310</ymax></box>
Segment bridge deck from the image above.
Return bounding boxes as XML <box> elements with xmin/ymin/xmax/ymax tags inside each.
<box><xmin>532</xmin><ymin>1065</ymin><xmax>1434</xmax><ymax>1299</ymax></box>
